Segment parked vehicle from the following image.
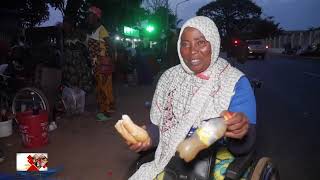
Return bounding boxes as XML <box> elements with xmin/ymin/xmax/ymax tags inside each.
<box><xmin>246</xmin><ymin>39</ymin><xmax>268</xmax><ymax>59</ymax></box>
<box><xmin>226</xmin><ymin>38</ymin><xmax>248</xmax><ymax>64</ymax></box>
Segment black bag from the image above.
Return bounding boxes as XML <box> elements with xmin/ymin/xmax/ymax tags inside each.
<box><xmin>161</xmin><ymin>147</ymin><xmax>217</xmax><ymax>180</ymax></box>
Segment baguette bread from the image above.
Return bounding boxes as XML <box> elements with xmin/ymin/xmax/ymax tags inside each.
<box><xmin>114</xmin><ymin>120</ymin><xmax>138</xmax><ymax>144</ymax></box>
<box><xmin>122</xmin><ymin>115</ymin><xmax>149</xmax><ymax>142</ymax></box>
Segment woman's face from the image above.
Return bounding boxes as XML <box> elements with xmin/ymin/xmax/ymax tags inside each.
<box><xmin>63</xmin><ymin>21</ymin><xmax>72</xmax><ymax>33</ymax></box>
<box><xmin>180</xmin><ymin>27</ymin><xmax>212</xmax><ymax>74</ymax></box>
<box><xmin>87</xmin><ymin>13</ymin><xmax>98</xmax><ymax>26</ymax></box>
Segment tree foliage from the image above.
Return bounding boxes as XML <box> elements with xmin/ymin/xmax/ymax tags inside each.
<box><xmin>84</xmin><ymin>0</ymin><xmax>143</xmax><ymax>32</ymax></box>
<box><xmin>48</xmin><ymin>0</ymin><xmax>145</xmax><ymax>31</ymax></box>
<box><xmin>143</xmin><ymin>6</ymin><xmax>176</xmax><ymax>39</ymax></box>
<box><xmin>196</xmin><ymin>0</ymin><xmax>262</xmax><ymax>37</ymax></box>
<box><xmin>2</xmin><ymin>0</ymin><xmax>175</xmax><ymax>39</ymax></box>
<box><xmin>143</xmin><ymin>0</ymin><xmax>168</xmax><ymax>12</ymax></box>
<box><xmin>143</xmin><ymin>0</ymin><xmax>177</xmax><ymax>30</ymax></box>
<box><xmin>152</xmin><ymin>7</ymin><xmax>176</xmax><ymax>29</ymax></box>
<box><xmin>247</xmin><ymin>17</ymin><xmax>283</xmax><ymax>39</ymax></box>
<box><xmin>2</xmin><ymin>0</ymin><xmax>53</xmax><ymax>27</ymax></box>
<box><xmin>196</xmin><ymin>0</ymin><xmax>282</xmax><ymax>40</ymax></box>
<box><xmin>85</xmin><ymin>0</ymin><xmax>175</xmax><ymax>39</ymax></box>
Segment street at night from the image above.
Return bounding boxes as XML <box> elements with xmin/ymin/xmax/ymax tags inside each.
<box><xmin>233</xmin><ymin>54</ymin><xmax>320</xmax><ymax>180</ymax></box>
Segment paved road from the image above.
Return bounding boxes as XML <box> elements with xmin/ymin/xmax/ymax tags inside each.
<box><xmin>233</xmin><ymin>54</ymin><xmax>320</xmax><ymax>180</ymax></box>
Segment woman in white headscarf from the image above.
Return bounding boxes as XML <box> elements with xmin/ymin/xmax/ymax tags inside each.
<box><xmin>129</xmin><ymin>16</ymin><xmax>256</xmax><ymax>179</ymax></box>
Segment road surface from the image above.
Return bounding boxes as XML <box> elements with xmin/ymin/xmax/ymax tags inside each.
<box><xmin>233</xmin><ymin>54</ymin><xmax>320</xmax><ymax>180</ymax></box>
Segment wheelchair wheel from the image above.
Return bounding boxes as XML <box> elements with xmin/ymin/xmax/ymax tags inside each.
<box><xmin>250</xmin><ymin>157</ymin><xmax>280</xmax><ymax>180</ymax></box>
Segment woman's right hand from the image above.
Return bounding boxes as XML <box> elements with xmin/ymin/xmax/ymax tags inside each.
<box><xmin>128</xmin><ymin>137</ymin><xmax>152</xmax><ymax>153</ymax></box>
<box><xmin>128</xmin><ymin>125</ymin><xmax>152</xmax><ymax>152</ymax></box>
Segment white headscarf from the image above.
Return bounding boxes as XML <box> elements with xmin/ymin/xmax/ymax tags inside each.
<box><xmin>129</xmin><ymin>16</ymin><xmax>243</xmax><ymax>180</ymax></box>
<box><xmin>177</xmin><ymin>16</ymin><xmax>221</xmax><ymax>74</ymax></box>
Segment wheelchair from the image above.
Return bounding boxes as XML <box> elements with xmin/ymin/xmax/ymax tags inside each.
<box><xmin>129</xmin><ymin>79</ymin><xmax>277</xmax><ymax>179</ymax></box>
<box><xmin>249</xmin><ymin>157</ymin><xmax>279</xmax><ymax>180</ymax></box>
<box><xmin>129</xmin><ymin>146</ymin><xmax>279</xmax><ymax>180</ymax></box>
<box><xmin>215</xmin><ymin>148</ymin><xmax>279</xmax><ymax>180</ymax></box>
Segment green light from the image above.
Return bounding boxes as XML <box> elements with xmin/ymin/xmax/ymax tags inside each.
<box><xmin>146</xmin><ymin>25</ymin><xmax>155</xmax><ymax>33</ymax></box>
<box><xmin>124</xmin><ymin>26</ymin><xmax>139</xmax><ymax>37</ymax></box>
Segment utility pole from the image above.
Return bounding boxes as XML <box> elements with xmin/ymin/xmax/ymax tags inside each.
<box><xmin>164</xmin><ymin>0</ymin><xmax>169</xmax><ymax>67</ymax></box>
<box><xmin>175</xmin><ymin>0</ymin><xmax>190</xmax><ymax>26</ymax></box>
<box><xmin>166</xmin><ymin>0</ymin><xmax>169</xmax><ymax>30</ymax></box>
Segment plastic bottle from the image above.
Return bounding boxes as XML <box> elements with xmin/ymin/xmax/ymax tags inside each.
<box><xmin>176</xmin><ymin>117</ymin><xmax>227</xmax><ymax>162</ymax></box>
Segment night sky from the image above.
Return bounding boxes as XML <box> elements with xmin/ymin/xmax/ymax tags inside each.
<box><xmin>171</xmin><ymin>0</ymin><xmax>320</xmax><ymax>30</ymax></box>
<box><xmin>42</xmin><ymin>0</ymin><xmax>320</xmax><ymax>31</ymax></box>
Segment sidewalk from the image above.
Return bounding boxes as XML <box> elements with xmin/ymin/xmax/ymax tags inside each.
<box><xmin>0</xmin><ymin>81</ymin><xmax>155</xmax><ymax>180</ymax></box>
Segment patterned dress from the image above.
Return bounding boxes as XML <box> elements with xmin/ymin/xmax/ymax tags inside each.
<box><xmin>87</xmin><ymin>25</ymin><xmax>114</xmax><ymax>113</ymax></box>
<box><xmin>62</xmin><ymin>34</ymin><xmax>93</xmax><ymax>93</ymax></box>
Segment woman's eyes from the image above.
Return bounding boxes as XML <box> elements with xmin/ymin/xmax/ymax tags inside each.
<box><xmin>181</xmin><ymin>42</ymin><xmax>190</xmax><ymax>48</ymax></box>
<box><xmin>181</xmin><ymin>40</ymin><xmax>207</xmax><ymax>48</ymax></box>
<box><xmin>197</xmin><ymin>40</ymin><xmax>206</xmax><ymax>46</ymax></box>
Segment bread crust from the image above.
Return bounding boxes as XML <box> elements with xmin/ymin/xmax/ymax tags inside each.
<box><xmin>114</xmin><ymin>120</ymin><xmax>138</xmax><ymax>144</ymax></box>
<box><xmin>122</xmin><ymin>115</ymin><xmax>149</xmax><ymax>142</ymax></box>
<box><xmin>114</xmin><ymin>115</ymin><xmax>150</xmax><ymax>144</ymax></box>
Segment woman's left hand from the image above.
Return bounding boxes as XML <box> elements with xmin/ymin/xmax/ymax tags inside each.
<box><xmin>221</xmin><ymin>111</ymin><xmax>249</xmax><ymax>139</ymax></box>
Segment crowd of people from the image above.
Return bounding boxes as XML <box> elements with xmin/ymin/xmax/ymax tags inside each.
<box><xmin>1</xmin><ymin>4</ymin><xmax>173</xmax><ymax>124</ymax></box>
<box><xmin>0</xmin><ymin>5</ymin><xmax>164</xmax><ymax>162</ymax></box>
<box><xmin>60</xmin><ymin>6</ymin><xmax>163</xmax><ymax>121</ymax></box>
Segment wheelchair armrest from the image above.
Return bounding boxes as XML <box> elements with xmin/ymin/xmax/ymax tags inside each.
<box><xmin>135</xmin><ymin>148</ymin><xmax>157</xmax><ymax>170</ymax></box>
<box><xmin>127</xmin><ymin>148</ymin><xmax>157</xmax><ymax>178</ymax></box>
<box><xmin>224</xmin><ymin>150</ymin><xmax>256</xmax><ymax>180</ymax></box>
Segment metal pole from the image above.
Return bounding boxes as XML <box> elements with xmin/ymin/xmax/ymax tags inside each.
<box><xmin>165</xmin><ymin>0</ymin><xmax>169</xmax><ymax>67</ymax></box>
<box><xmin>166</xmin><ymin>0</ymin><xmax>169</xmax><ymax>30</ymax></box>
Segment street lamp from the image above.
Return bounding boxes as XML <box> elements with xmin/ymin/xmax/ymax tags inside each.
<box><xmin>146</xmin><ymin>25</ymin><xmax>155</xmax><ymax>33</ymax></box>
<box><xmin>175</xmin><ymin>0</ymin><xmax>190</xmax><ymax>18</ymax></box>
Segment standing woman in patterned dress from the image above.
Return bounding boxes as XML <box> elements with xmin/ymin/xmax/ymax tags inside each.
<box><xmin>86</xmin><ymin>6</ymin><xmax>115</xmax><ymax>121</ymax></box>
<box><xmin>62</xmin><ymin>16</ymin><xmax>93</xmax><ymax>93</ymax></box>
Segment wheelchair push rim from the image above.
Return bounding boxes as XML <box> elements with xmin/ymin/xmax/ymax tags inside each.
<box><xmin>250</xmin><ymin>157</ymin><xmax>280</xmax><ymax>180</ymax></box>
